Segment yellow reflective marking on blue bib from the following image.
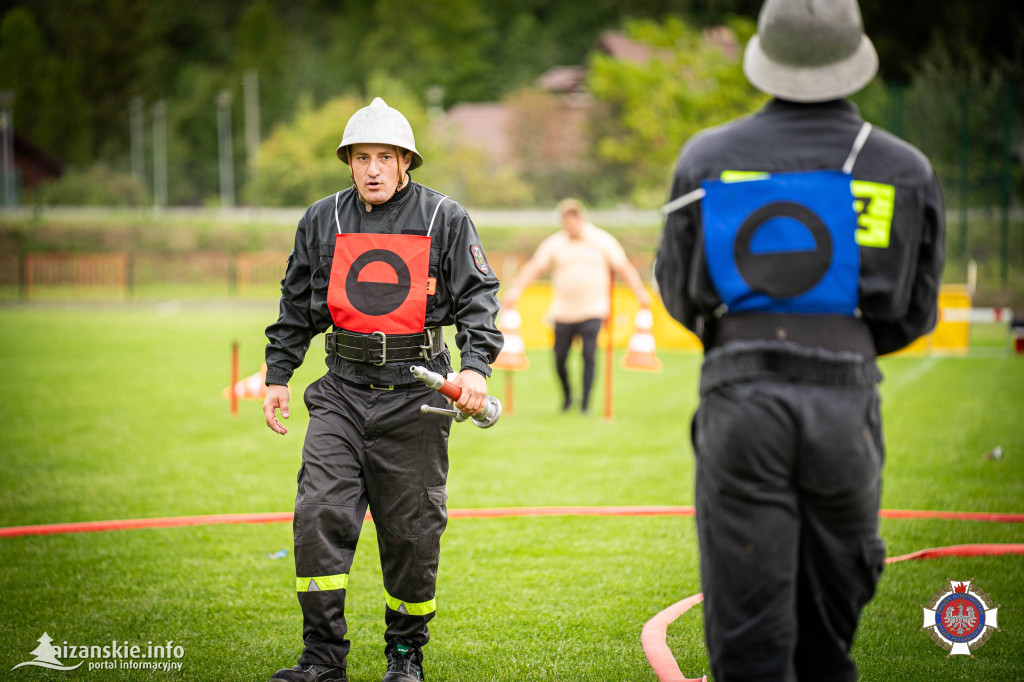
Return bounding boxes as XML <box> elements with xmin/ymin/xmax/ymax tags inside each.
<box><xmin>851</xmin><ymin>180</ymin><xmax>895</xmax><ymax>248</ymax></box>
<box><xmin>720</xmin><ymin>170</ymin><xmax>770</xmax><ymax>183</ymax></box>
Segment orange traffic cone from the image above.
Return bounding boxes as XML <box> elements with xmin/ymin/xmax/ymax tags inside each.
<box><xmin>622</xmin><ymin>308</ymin><xmax>662</xmax><ymax>371</ymax></box>
<box><xmin>223</xmin><ymin>363</ymin><xmax>270</xmax><ymax>401</ymax></box>
<box><xmin>492</xmin><ymin>308</ymin><xmax>530</xmax><ymax>371</ymax></box>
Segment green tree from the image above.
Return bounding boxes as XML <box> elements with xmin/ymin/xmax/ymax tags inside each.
<box><xmin>4</xmin><ymin>0</ymin><xmax>1018</xmax><ymax>208</ymax></box>
<box><xmin>587</xmin><ymin>15</ymin><xmax>765</xmax><ymax>206</ymax></box>
<box><xmin>243</xmin><ymin>75</ymin><xmax>441</xmax><ymax>207</ymax></box>
<box><xmin>246</xmin><ymin>76</ymin><xmax>535</xmax><ymax>208</ymax></box>
<box><xmin>0</xmin><ymin>8</ymin><xmax>90</xmax><ymax>163</ymax></box>
<box><xmin>36</xmin><ymin>0</ymin><xmax>146</xmax><ymax>163</ymax></box>
<box><xmin>499</xmin><ymin>87</ymin><xmax>621</xmax><ymax>206</ymax></box>
<box><xmin>233</xmin><ymin>0</ymin><xmax>291</xmax><ymax>136</ymax></box>
<box><xmin>34</xmin><ymin>163</ymin><xmax>147</xmax><ymax>207</ymax></box>
<box><xmin>245</xmin><ymin>95</ymin><xmax>363</xmax><ymax>207</ymax></box>
<box><xmin>358</xmin><ymin>0</ymin><xmax>497</xmax><ymax>105</ymax></box>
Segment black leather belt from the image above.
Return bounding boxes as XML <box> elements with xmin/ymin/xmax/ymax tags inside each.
<box><xmin>325</xmin><ymin>327</ymin><xmax>443</xmax><ymax>366</ymax></box>
<box><xmin>340</xmin><ymin>377</ymin><xmax>421</xmax><ymax>391</ymax></box>
<box><xmin>700</xmin><ymin>341</ymin><xmax>882</xmax><ymax>397</ymax></box>
<box><xmin>709</xmin><ymin>313</ymin><xmax>875</xmax><ymax>356</ymax></box>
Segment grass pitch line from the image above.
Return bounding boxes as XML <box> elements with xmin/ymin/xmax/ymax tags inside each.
<box><xmin>3</xmin><ymin>506</ymin><xmax>1024</xmax><ymax>538</ymax></box>
<box><xmin>643</xmin><ymin>542</ymin><xmax>1024</xmax><ymax>682</ymax></box>
<box><xmin>885</xmin><ymin>356</ymin><xmax>940</xmax><ymax>395</ymax></box>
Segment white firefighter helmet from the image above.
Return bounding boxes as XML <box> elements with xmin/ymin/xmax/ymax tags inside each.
<box><xmin>336</xmin><ymin>97</ymin><xmax>423</xmax><ymax>170</ymax></box>
<box><xmin>743</xmin><ymin>0</ymin><xmax>878</xmax><ymax>103</ymax></box>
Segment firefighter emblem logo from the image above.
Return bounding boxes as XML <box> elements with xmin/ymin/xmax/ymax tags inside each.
<box><xmin>470</xmin><ymin>244</ymin><xmax>489</xmax><ymax>275</ymax></box>
<box><xmin>921</xmin><ymin>579</ymin><xmax>1000</xmax><ymax>656</ymax></box>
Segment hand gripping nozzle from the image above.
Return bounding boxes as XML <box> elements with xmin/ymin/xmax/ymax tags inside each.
<box><xmin>410</xmin><ymin>365</ymin><xmax>502</xmax><ymax>428</ymax></box>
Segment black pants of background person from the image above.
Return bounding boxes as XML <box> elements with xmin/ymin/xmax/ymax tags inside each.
<box><xmin>293</xmin><ymin>372</ymin><xmax>452</xmax><ymax>669</ymax></box>
<box><xmin>553</xmin><ymin>318</ymin><xmax>603</xmax><ymax>413</ymax></box>
<box><xmin>692</xmin><ymin>377</ymin><xmax>886</xmax><ymax>682</ymax></box>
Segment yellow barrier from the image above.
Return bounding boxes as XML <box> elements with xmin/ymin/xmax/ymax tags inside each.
<box><xmin>513</xmin><ymin>283</ymin><xmax>970</xmax><ymax>356</ymax></box>
<box><xmin>512</xmin><ymin>283</ymin><xmax>702</xmax><ymax>351</ymax></box>
<box><xmin>892</xmin><ymin>284</ymin><xmax>970</xmax><ymax>356</ymax></box>
<box><xmin>931</xmin><ymin>284</ymin><xmax>971</xmax><ymax>355</ymax></box>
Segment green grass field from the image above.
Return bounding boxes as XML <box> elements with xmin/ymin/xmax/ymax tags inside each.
<box><xmin>1</xmin><ymin>305</ymin><xmax>1022</xmax><ymax>681</ymax></box>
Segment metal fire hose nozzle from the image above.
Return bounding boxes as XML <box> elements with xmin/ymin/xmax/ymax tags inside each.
<box><xmin>410</xmin><ymin>365</ymin><xmax>502</xmax><ymax>428</ymax></box>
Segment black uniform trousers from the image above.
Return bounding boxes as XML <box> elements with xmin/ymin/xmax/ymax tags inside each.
<box><xmin>553</xmin><ymin>318</ymin><xmax>603</xmax><ymax>410</ymax></box>
<box><xmin>692</xmin><ymin>378</ymin><xmax>887</xmax><ymax>682</ymax></box>
<box><xmin>295</xmin><ymin>372</ymin><xmax>452</xmax><ymax>667</ymax></box>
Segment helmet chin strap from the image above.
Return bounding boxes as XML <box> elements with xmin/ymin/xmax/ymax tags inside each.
<box><xmin>396</xmin><ymin>146</ymin><xmax>407</xmax><ymax>188</ymax></box>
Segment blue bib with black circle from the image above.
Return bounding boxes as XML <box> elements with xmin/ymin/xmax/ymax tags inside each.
<box><xmin>701</xmin><ymin>169</ymin><xmax>860</xmax><ymax>315</ymax></box>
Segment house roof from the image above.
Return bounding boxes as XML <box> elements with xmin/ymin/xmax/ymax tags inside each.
<box><xmin>14</xmin><ymin>133</ymin><xmax>64</xmax><ymax>177</ymax></box>
<box><xmin>536</xmin><ymin>66</ymin><xmax>586</xmax><ymax>94</ymax></box>
<box><xmin>435</xmin><ymin>26</ymin><xmax>739</xmax><ymax>166</ymax></box>
<box><xmin>435</xmin><ymin>102</ymin><xmax>514</xmax><ymax>164</ymax></box>
<box><xmin>597</xmin><ymin>31</ymin><xmax>656</xmax><ymax>63</ymax></box>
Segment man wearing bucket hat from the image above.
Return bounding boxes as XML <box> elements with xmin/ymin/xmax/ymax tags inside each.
<box><xmin>656</xmin><ymin>1</ymin><xmax>944</xmax><ymax>679</ymax></box>
<box><xmin>263</xmin><ymin>97</ymin><xmax>502</xmax><ymax>682</ymax></box>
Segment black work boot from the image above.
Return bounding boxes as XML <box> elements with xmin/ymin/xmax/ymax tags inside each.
<box><xmin>381</xmin><ymin>643</ymin><xmax>425</xmax><ymax>682</ymax></box>
<box><xmin>270</xmin><ymin>663</ymin><xmax>348</xmax><ymax>682</ymax></box>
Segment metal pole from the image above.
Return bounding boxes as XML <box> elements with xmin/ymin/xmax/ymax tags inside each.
<box><xmin>243</xmin><ymin>68</ymin><xmax>260</xmax><ymax>179</ymax></box>
<box><xmin>231</xmin><ymin>341</ymin><xmax>239</xmax><ymax>416</ymax></box>
<box><xmin>504</xmin><ymin>370</ymin><xmax>514</xmax><ymax>416</ymax></box>
<box><xmin>1000</xmin><ymin>83</ymin><xmax>1012</xmax><ymax>287</ymax></box>
<box><xmin>0</xmin><ymin>90</ymin><xmax>14</xmax><ymax>209</ymax></box>
<box><xmin>889</xmin><ymin>84</ymin><xmax>904</xmax><ymax>140</ymax></box>
<box><xmin>130</xmin><ymin>96</ymin><xmax>146</xmax><ymax>189</ymax></box>
<box><xmin>216</xmin><ymin>89</ymin><xmax>235</xmax><ymax>209</ymax></box>
<box><xmin>959</xmin><ymin>89</ymin><xmax>970</xmax><ymax>261</ymax></box>
<box><xmin>152</xmin><ymin>100</ymin><xmax>168</xmax><ymax>208</ymax></box>
<box><xmin>427</xmin><ymin>85</ymin><xmax>445</xmax><ymax>120</ymax></box>
<box><xmin>603</xmin><ymin>275</ymin><xmax>614</xmax><ymax>420</ymax></box>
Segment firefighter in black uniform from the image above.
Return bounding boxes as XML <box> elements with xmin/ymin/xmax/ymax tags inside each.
<box><xmin>655</xmin><ymin>1</ymin><xmax>945</xmax><ymax>680</ymax></box>
<box><xmin>263</xmin><ymin>98</ymin><xmax>503</xmax><ymax>682</ymax></box>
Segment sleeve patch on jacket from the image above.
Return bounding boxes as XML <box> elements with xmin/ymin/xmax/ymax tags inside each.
<box><xmin>470</xmin><ymin>244</ymin><xmax>490</xmax><ymax>275</ymax></box>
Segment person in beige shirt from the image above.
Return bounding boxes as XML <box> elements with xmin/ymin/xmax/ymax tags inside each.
<box><xmin>503</xmin><ymin>199</ymin><xmax>651</xmax><ymax>413</ymax></box>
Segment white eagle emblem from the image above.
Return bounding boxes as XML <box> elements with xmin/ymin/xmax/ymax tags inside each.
<box><xmin>942</xmin><ymin>603</ymin><xmax>978</xmax><ymax>636</ymax></box>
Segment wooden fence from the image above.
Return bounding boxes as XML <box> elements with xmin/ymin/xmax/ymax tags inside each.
<box><xmin>10</xmin><ymin>249</ymin><xmax>653</xmax><ymax>300</ymax></box>
<box><xmin>23</xmin><ymin>252</ymin><xmax>129</xmax><ymax>298</ymax></box>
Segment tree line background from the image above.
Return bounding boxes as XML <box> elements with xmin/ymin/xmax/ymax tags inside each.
<box><xmin>0</xmin><ymin>0</ymin><xmax>1021</xmax><ymax>211</ymax></box>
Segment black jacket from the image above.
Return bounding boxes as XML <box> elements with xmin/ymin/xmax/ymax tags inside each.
<box><xmin>266</xmin><ymin>181</ymin><xmax>503</xmax><ymax>386</ymax></box>
<box><xmin>656</xmin><ymin>99</ymin><xmax>945</xmax><ymax>356</ymax></box>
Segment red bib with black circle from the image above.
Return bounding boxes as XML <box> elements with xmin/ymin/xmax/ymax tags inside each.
<box><xmin>327</xmin><ymin>233</ymin><xmax>431</xmax><ymax>334</ymax></box>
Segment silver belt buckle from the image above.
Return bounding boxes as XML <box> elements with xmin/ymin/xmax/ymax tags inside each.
<box><xmin>371</xmin><ymin>330</ymin><xmax>387</xmax><ymax>366</ymax></box>
<box><xmin>419</xmin><ymin>328</ymin><xmax>436</xmax><ymax>361</ymax></box>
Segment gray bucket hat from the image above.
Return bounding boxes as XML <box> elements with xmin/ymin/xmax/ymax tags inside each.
<box><xmin>743</xmin><ymin>0</ymin><xmax>878</xmax><ymax>103</ymax></box>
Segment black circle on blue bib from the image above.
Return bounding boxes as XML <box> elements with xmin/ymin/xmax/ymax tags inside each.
<box><xmin>733</xmin><ymin>201</ymin><xmax>832</xmax><ymax>299</ymax></box>
<box><xmin>346</xmin><ymin>249</ymin><xmax>412</xmax><ymax>316</ymax></box>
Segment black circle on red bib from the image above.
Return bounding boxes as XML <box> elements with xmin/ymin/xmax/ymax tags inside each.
<box><xmin>733</xmin><ymin>201</ymin><xmax>832</xmax><ymax>299</ymax></box>
<box><xmin>345</xmin><ymin>249</ymin><xmax>412</xmax><ymax>316</ymax></box>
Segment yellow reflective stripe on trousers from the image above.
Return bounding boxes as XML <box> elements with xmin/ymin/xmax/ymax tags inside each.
<box><xmin>384</xmin><ymin>588</ymin><xmax>436</xmax><ymax>616</ymax></box>
<box><xmin>296</xmin><ymin>573</ymin><xmax>349</xmax><ymax>592</ymax></box>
